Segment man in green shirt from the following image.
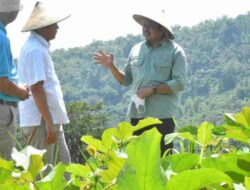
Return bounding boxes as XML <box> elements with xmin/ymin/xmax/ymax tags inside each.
<box><xmin>93</xmin><ymin>11</ymin><xmax>187</xmax><ymax>156</ymax></box>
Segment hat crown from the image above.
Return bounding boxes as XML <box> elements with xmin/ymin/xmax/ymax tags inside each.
<box><xmin>22</xmin><ymin>1</ymin><xmax>70</xmax><ymax>32</ymax></box>
<box><xmin>133</xmin><ymin>11</ymin><xmax>174</xmax><ymax>39</ymax></box>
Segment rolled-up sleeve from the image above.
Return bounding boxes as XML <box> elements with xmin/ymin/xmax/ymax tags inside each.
<box><xmin>166</xmin><ymin>48</ymin><xmax>187</xmax><ymax>94</ymax></box>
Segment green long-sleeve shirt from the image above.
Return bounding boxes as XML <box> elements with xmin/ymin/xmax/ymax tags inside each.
<box><xmin>121</xmin><ymin>39</ymin><xmax>187</xmax><ymax>119</ymax></box>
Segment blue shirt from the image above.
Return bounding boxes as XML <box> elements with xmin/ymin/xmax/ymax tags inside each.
<box><xmin>122</xmin><ymin>39</ymin><xmax>187</xmax><ymax>119</ymax></box>
<box><xmin>0</xmin><ymin>22</ymin><xmax>19</xmax><ymax>102</ymax></box>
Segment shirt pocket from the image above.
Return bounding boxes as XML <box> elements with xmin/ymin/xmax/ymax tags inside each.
<box><xmin>130</xmin><ymin>56</ymin><xmax>144</xmax><ymax>76</ymax></box>
<box><xmin>153</xmin><ymin>60</ymin><xmax>172</xmax><ymax>80</ymax></box>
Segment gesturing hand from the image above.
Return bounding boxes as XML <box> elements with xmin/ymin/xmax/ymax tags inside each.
<box><xmin>93</xmin><ymin>49</ymin><xmax>114</xmax><ymax>69</ymax></box>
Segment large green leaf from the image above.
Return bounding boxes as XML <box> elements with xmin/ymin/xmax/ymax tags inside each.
<box><xmin>162</xmin><ymin>153</ymin><xmax>199</xmax><ymax>172</ymax></box>
<box><xmin>28</xmin><ymin>154</ymin><xmax>44</xmax><ymax>181</ymax></box>
<box><xmin>0</xmin><ymin>184</ymin><xmax>30</xmax><ymax>190</ymax></box>
<box><xmin>132</xmin><ymin>117</ymin><xmax>162</xmax><ymax>132</ymax></box>
<box><xmin>245</xmin><ymin>177</ymin><xmax>250</xmax><ymax>189</ymax></box>
<box><xmin>212</xmin><ymin>125</ymin><xmax>227</xmax><ymax>136</ymax></box>
<box><xmin>116</xmin><ymin>128</ymin><xmax>166</xmax><ymax>190</ymax></box>
<box><xmin>166</xmin><ymin>168</ymin><xmax>233</xmax><ymax>190</ymax></box>
<box><xmin>237</xmin><ymin>158</ymin><xmax>250</xmax><ymax>172</ymax></box>
<box><xmin>177</xmin><ymin>125</ymin><xmax>197</xmax><ymax>135</ymax></box>
<box><xmin>224</xmin><ymin>113</ymin><xmax>240</xmax><ymax>126</ymax></box>
<box><xmin>225</xmin><ymin>125</ymin><xmax>250</xmax><ymax>144</ymax></box>
<box><xmin>36</xmin><ymin>163</ymin><xmax>67</xmax><ymax>190</ymax></box>
<box><xmin>0</xmin><ymin>158</ymin><xmax>14</xmax><ymax>183</ymax></box>
<box><xmin>101</xmin><ymin>128</ymin><xmax>119</xmax><ymax>149</ymax></box>
<box><xmin>115</xmin><ymin>122</ymin><xmax>133</xmax><ymax>139</ymax></box>
<box><xmin>0</xmin><ymin>168</ymin><xmax>11</xmax><ymax>183</ymax></box>
<box><xmin>100</xmin><ymin>151</ymin><xmax>126</xmax><ymax>182</ymax></box>
<box><xmin>197</xmin><ymin>121</ymin><xmax>214</xmax><ymax>147</ymax></box>
<box><xmin>101</xmin><ymin>122</ymin><xmax>133</xmax><ymax>149</ymax></box>
<box><xmin>0</xmin><ymin>158</ymin><xmax>14</xmax><ymax>171</ymax></box>
<box><xmin>66</xmin><ymin>164</ymin><xmax>91</xmax><ymax>178</ymax></box>
<box><xmin>81</xmin><ymin>135</ymin><xmax>107</xmax><ymax>153</ymax></box>
<box><xmin>164</xmin><ymin>133</ymin><xmax>178</xmax><ymax>145</ymax></box>
<box><xmin>178</xmin><ymin>132</ymin><xmax>195</xmax><ymax>142</ymax></box>
<box><xmin>234</xmin><ymin>107</ymin><xmax>250</xmax><ymax>129</ymax></box>
<box><xmin>202</xmin><ymin>153</ymin><xmax>250</xmax><ymax>182</ymax></box>
<box><xmin>165</xmin><ymin>132</ymin><xmax>195</xmax><ymax>145</ymax></box>
<box><xmin>11</xmin><ymin>146</ymin><xmax>46</xmax><ymax>171</ymax></box>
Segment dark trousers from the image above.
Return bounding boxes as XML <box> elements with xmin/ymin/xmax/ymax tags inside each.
<box><xmin>131</xmin><ymin>118</ymin><xmax>175</xmax><ymax>156</ymax></box>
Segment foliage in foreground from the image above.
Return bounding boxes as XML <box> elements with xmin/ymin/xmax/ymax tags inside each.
<box><xmin>64</xmin><ymin>101</ymin><xmax>107</xmax><ymax>163</ymax></box>
<box><xmin>1</xmin><ymin>107</ymin><xmax>250</xmax><ymax>189</ymax></box>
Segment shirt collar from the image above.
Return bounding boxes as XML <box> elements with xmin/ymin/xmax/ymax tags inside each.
<box><xmin>145</xmin><ymin>38</ymin><xmax>169</xmax><ymax>49</ymax></box>
<box><xmin>30</xmin><ymin>31</ymin><xmax>50</xmax><ymax>48</ymax></box>
<box><xmin>0</xmin><ymin>22</ymin><xmax>7</xmax><ymax>34</ymax></box>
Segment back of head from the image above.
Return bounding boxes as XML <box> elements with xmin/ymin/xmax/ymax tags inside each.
<box><xmin>0</xmin><ymin>0</ymin><xmax>20</xmax><ymax>13</ymax></box>
<box><xmin>0</xmin><ymin>0</ymin><xmax>21</xmax><ymax>25</ymax></box>
<box><xmin>22</xmin><ymin>1</ymin><xmax>70</xmax><ymax>32</ymax></box>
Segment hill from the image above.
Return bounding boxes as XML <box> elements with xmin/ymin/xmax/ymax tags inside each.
<box><xmin>52</xmin><ymin>12</ymin><xmax>250</xmax><ymax>127</ymax></box>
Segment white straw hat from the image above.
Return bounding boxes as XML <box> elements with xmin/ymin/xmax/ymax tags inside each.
<box><xmin>133</xmin><ymin>11</ymin><xmax>174</xmax><ymax>39</ymax></box>
<box><xmin>22</xmin><ymin>1</ymin><xmax>70</xmax><ymax>32</ymax></box>
<box><xmin>0</xmin><ymin>0</ymin><xmax>21</xmax><ymax>13</ymax></box>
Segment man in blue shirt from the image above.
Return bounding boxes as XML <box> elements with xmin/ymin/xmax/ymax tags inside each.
<box><xmin>0</xmin><ymin>0</ymin><xmax>30</xmax><ymax>160</ymax></box>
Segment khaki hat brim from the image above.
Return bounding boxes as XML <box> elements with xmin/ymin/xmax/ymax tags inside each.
<box><xmin>21</xmin><ymin>1</ymin><xmax>70</xmax><ymax>32</ymax></box>
<box><xmin>22</xmin><ymin>14</ymin><xmax>70</xmax><ymax>32</ymax></box>
<box><xmin>133</xmin><ymin>14</ymin><xmax>174</xmax><ymax>39</ymax></box>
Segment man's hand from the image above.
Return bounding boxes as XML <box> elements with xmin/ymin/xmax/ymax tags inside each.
<box><xmin>19</xmin><ymin>84</ymin><xmax>30</xmax><ymax>100</ymax></box>
<box><xmin>137</xmin><ymin>87</ymin><xmax>154</xmax><ymax>99</ymax></box>
<box><xmin>31</xmin><ymin>81</ymin><xmax>56</xmax><ymax>145</ymax></box>
<box><xmin>93</xmin><ymin>49</ymin><xmax>114</xmax><ymax>69</ymax></box>
<box><xmin>45</xmin><ymin>121</ymin><xmax>56</xmax><ymax>145</ymax></box>
<box><xmin>0</xmin><ymin>78</ymin><xmax>30</xmax><ymax>100</ymax></box>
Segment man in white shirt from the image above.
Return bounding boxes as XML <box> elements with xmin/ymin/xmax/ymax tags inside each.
<box><xmin>18</xmin><ymin>1</ymin><xmax>71</xmax><ymax>167</ymax></box>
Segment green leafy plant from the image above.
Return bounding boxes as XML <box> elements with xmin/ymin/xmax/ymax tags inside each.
<box><xmin>1</xmin><ymin>108</ymin><xmax>250</xmax><ymax>189</ymax></box>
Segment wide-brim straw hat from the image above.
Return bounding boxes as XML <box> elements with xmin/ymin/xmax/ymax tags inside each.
<box><xmin>133</xmin><ymin>11</ymin><xmax>174</xmax><ymax>39</ymax></box>
<box><xmin>0</xmin><ymin>0</ymin><xmax>21</xmax><ymax>12</ymax></box>
<box><xmin>22</xmin><ymin>1</ymin><xmax>70</xmax><ymax>32</ymax></box>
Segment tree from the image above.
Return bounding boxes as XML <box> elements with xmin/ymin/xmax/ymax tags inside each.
<box><xmin>64</xmin><ymin>101</ymin><xmax>107</xmax><ymax>163</ymax></box>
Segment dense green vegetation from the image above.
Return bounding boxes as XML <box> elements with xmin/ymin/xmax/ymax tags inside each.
<box><xmin>1</xmin><ymin>107</ymin><xmax>250</xmax><ymax>189</ymax></box>
<box><xmin>65</xmin><ymin>102</ymin><xmax>107</xmax><ymax>163</ymax></box>
<box><xmin>8</xmin><ymin>12</ymin><xmax>250</xmax><ymax>189</ymax></box>
<box><xmin>53</xmin><ymin>12</ymin><xmax>250</xmax><ymax>128</ymax></box>
<box><xmin>16</xmin><ymin>102</ymin><xmax>107</xmax><ymax>163</ymax></box>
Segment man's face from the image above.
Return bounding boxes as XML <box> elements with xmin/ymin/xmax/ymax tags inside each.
<box><xmin>142</xmin><ymin>19</ymin><xmax>164</xmax><ymax>42</ymax></box>
<box><xmin>44</xmin><ymin>23</ymin><xmax>59</xmax><ymax>41</ymax></box>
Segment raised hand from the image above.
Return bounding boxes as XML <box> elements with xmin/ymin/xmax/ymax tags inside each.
<box><xmin>93</xmin><ymin>49</ymin><xmax>114</xmax><ymax>69</ymax></box>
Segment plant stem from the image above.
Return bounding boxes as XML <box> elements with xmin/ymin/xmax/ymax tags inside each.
<box><xmin>79</xmin><ymin>147</ymin><xmax>95</xmax><ymax>173</ymax></box>
<box><xmin>199</xmin><ymin>145</ymin><xmax>205</xmax><ymax>166</ymax></box>
<box><xmin>7</xmin><ymin>131</ymin><xmax>22</xmax><ymax>150</ymax></box>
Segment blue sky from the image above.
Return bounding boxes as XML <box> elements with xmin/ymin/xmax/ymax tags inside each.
<box><xmin>7</xmin><ymin>0</ymin><xmax>250</xmax><ymax>57</ymax></box>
